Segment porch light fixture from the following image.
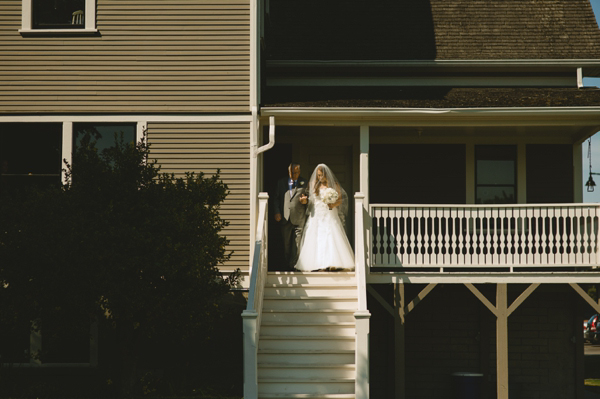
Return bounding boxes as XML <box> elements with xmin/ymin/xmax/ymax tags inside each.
<box><xmin>586</xmin><ymin>138</ymin><xmax>600</xmax><ymax>192</ymax></box>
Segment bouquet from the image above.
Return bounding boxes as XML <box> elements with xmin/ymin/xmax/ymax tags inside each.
<box><xmin>321</xmin><ymin>187</ymin><xmax>339</xmax><ymax>205</ymax></box>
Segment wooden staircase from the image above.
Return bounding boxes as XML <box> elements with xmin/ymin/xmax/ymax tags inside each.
<box><xmin>257</xmin><ymin>271</ymin><xmax>358</xmax><ymax>399</ymax></box>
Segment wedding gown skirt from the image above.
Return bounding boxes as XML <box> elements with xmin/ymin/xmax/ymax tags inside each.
<box><xmin>295</xmin><ymin>193</ymin><xmax>355</xmax><ymax>271</ymax></box>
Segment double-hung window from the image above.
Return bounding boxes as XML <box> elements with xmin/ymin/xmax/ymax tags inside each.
<box><xmin>20</xmin><ymin>0</ymin><xmax>97</xmax><ymax>33</ymax></box>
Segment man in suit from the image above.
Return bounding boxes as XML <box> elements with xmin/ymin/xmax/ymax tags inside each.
<box><xmin>273</xmin><ymin>163</ymin><xmax>308</xmax><ymax>270</ymax></box>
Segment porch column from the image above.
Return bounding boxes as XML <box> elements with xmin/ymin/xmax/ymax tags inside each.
<box><xmin>360</xmin><ymin>126</ymin><xmax>369</xmax><ymax>205</ymax></box>
<box><xmin>496</xmin><ymin>283</ymin><xmax>509</xmax><ymax>399</ymax></box>
<box><xmin>394</xmin><ymin>282</ymin><xmax>405</xmax><ymax>399</ymax></box>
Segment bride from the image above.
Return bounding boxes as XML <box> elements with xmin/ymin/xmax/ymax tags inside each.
<box><xmin>295</xmin><ymin>164</ymin><xmax>355</xmax><ymax>271</ymax></box>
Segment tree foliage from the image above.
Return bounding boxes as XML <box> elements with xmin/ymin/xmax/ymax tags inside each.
<box><xmin>0</xmin><ymin>133</ymin><xmax>237</xmax><ymax>394</ymax></box>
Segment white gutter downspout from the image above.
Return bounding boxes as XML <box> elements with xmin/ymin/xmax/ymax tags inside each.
<box><xmin>249</xmin><ymin>0</ymin><xmax>259</xmax><ymax>269</ymax></box>
<box><xmin>577</xmin><ymin>67</ymin><xmax>584</xmax><ymax>89</ymax></box>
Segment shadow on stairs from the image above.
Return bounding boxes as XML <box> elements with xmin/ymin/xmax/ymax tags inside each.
<box><xmin>258</xmin><ymin>271</ymin><xmax>358</xmax><ymax>399</ymax></box>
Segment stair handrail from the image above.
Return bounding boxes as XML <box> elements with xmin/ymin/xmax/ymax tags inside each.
<box><xmin>242</xmin><ymin>192</ymin><xmax>269</xmax><ymax>399</ymax></box>
<box><xmin>354</xmin><ymin>192</ymin><xmax>370</xmax><ymax>399</ymax></box>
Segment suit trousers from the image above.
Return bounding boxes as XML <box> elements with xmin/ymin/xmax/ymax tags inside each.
<box><xmin>281</xmin><ymin>219</ymin><xmax>303</xmax><ymax>269</ymax></box>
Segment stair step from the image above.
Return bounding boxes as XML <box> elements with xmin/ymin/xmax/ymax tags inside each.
<box><xmin>260</xmin><ymin>335</ymin><xmax>355</xmax><ymax>340</ymax></box>
<box><xmin>261</xmin><ymin>321</ymin><xmax>355</xmax><ymax>326</ymax></box>
<box><xmin>263</xmin><ymin>309</ymin><xmax>356</xmax><ymax>313</ymax></box>
<box><xmin>260</xmin><ymin>378</ymin><xmax>355</xmax><ymax>383</ymax></box>
<box><xmin>258</xmin><ymin>349</ymin><xmax>354</xmax><ymax>354</ymax></box>
<box><xmin>259</xmin><ymin>396</ymin><xmax>354</xmax><ymax>399</ymax></box>
<box><xmin>258</xmin><ymin>379</ymin><xmax>354</xmax><ymax>395</ymax></box>
<box><xmin>264</xmin><ymin>296</ymin><xmax>358</xmax><ymax>300</ymax></box>
<box><xmin>259</xmin><ymin>363</ymin><xmax>355</xmax><ymax>368</ymax></box>
<box><xmin>259</xmin><ymin>365</ymin><xmax>356</xmax><ymax>380</ymax></box>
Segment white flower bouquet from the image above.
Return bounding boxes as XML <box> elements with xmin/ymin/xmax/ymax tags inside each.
<box><xmin>321</xmin><ymin>187</ymin><xmax>339</xmax><ymax>205</ymax></box>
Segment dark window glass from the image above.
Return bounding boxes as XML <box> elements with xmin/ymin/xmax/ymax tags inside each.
<box><xmin>0</xmin><ymin>123</ymin><xmax>62</xmax><ymax>194</ymax></box>
<box><xmin>475</xmin><ymin>145</ymin><xmax>516</xmax><ymax>204</ymax></box>
<box><xmin>526</xmin><ymin>144</ymin><xmax>573</xmax><ymax>203</ymax></box>
<box><xmin>32</xmin><ymin>0</ymin><xmax>86</xmax><ymax>29</ymax></box>
<box><xmin>370</xmin><ymin>144</ymin><xmax>466</xmax><ymax>204</ymax></box>
<box><xmin>73</xmin><ymin>123</ymin><xmax>136</xmax><ymax>153</ymax></box>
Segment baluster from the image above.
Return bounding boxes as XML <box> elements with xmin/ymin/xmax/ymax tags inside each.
<box><xmin>567</xmin><ymin>206</ymin><xmax>576</xmax><ymax>265</ymax></box>
<box><xmin>464</xmin><ymin>208</ymin><xmax>472</xmax><ymax>265</ymax></box>
<box><xmin>476</xmin><ymin>207</ymin><xmax>484</xmax><ymax>265</ymax></box>
<box><xmin>559</xmin><ymin>207</ymin><xmax>567</xmax><ymax>265</ymax></box>
<box><xmin>391</xmin><ymin>209</ymin><xmax>399</xmax><ymax>267</ymax></box>
<box><xmin>532</xmin><ymin>207</ymin><xmax>541</xmax><ymax>265</ymax></box>
<box><xmin>584</xmin><ymin>207</ymin><xmax>592</xmax><ymax>265</ymax></box>
<box><xmin>384</xmin><ymin>207</ymin><xmax>393</xmax><ymax>265</ymax></box>
<box><xmin>484</xmin><ymin>207</ymin><xmax>492</xmax><ymax>265</ymax></box>
<box><xmin>524</xmin><ymin>209</ymin><xmax>532</xmax><ymax>266</ymax></box>
<box><xmin>416</xmin><ymin>208</ymin><xmax>424</xmax><ymax>266</ymax></box>
<box><xmin>459</xmin><ymin>209</ymin><xmax>466</xmax><ymax>265</ymax></box>
<box><xmin>498</xmin><ymin>207</ymin><xmax>506</xmax><ymax>266</ymax></box>
<box><xmin>443</xmin><ymin>208</ymin><xmax>451</xmax><ymax>267</ymax></box>
<box><xmin>434</xmin><ymin>208</ymin><xmax>441</xmax><ymax>266</ymax></box>
<box><xmin>371</xmin><ymin>208</ymin><xmax>380</xmax><ymax>266</ymax></box>
<box><xmin>449</xmin><ymin>208</ymin><xmax>462</xmax><ymax>265</ymax></box>
<box><xmin>408</xmin><ymin>207</ymin><xmax>417</xmax><ymax>266</ymax></box>
<box><xmin>575</xmin><ymin>207</ymin><xmax>585</xmax><ymax>265</ymax></box>
<box><xmin>400</xmin><ymin>207</ymin><xmax>408</xmax><ymax>267</ymax></box>
<box><xmin>541</xmin><ymin>207</ymin><xmax>549</xmax><ymax>265</ymax></box>
<box><xmin>518</xmin><ymin>209</ymin><xmax>526</xmax><ymax>267</ymax></box>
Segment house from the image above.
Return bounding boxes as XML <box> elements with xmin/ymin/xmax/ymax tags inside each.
<box><xmin>2</xmin><ymin>1</ymin><xmax>600</xmax><ymax>398</ymax></box>
<box><xmin>244</xmin><ymin>1</ymin><xmax>600</xmax><ymax>399</ymax></box>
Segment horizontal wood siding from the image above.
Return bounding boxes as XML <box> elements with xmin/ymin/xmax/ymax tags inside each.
<box><xmin>0</xmin><ymin>0</ymin><xmax>250</xmax><ymax>113</ymax></box>
<box><xmin>147</xmin><ymin>121</ymin><xmax>250</xmax><ymax>272</ymax></box>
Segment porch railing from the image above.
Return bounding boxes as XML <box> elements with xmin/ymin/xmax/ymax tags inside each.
<box><xmin>242</xmin><ymin>192</ymin><xmax>269</xmax><ymax>399</ymax></box>
<box><xmin>370</xmin><ymin>203</ymin><xmax>600</xmax><ymax>270</ymax></box>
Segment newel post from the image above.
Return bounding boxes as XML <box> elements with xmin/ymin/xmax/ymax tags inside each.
<box><xmin>354</xmin><ymin>193</ymin><xmax>370</xmax><ymax>399</ymax></box>
<box><xmin>242</xmin><ymin>310</ymin><xmax>258</xmax><ymax>399</ymax></box>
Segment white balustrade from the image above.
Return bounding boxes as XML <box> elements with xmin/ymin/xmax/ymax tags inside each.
<box><xmin>370</xmin><ymin>204</ymin><xmax>600</xmax><ymax>270</ymax></box>
<box><xmin>242</xmin><ymin>192</ymin><xmax>269</xmax><ymax>399</ymax></box>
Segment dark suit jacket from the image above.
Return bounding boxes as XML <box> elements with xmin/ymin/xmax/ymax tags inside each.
<box><xmin>273</xmin><ymin>176</ymin><xmax>308</xmax><ymax>226</ymax></box>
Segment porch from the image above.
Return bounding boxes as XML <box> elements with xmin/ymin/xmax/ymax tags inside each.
<box><xmin>243</xmin><ymin>194</ymin><xmax>600</xmax><ymax>399</ymax></box>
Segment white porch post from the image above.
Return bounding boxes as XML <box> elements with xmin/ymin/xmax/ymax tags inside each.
<box><xmin>360</xmin><ymin>126</ymin><xmax>369</xmax><ymax>205</ymax></box>
<box><xmin>573</xmin><ymin>142</ymin><xmax>583</xmax><ymax>203</ymax></box>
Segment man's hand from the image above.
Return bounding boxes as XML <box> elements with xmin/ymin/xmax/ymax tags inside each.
<box><xmin>275</xmin><ymin>213</ymin><xmax>282</xmax><ymax>222</ymax></box>
<box><xmin>299</xmin><ymin>194</ymin><xmax>308</xmax><ymax>204</ymax></box>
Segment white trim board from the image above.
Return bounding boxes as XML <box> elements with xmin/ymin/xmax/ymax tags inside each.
<box><xmin>0</xmin><ymin>115</ymin><xmax>253</xmax><ymax>123</ymax></box>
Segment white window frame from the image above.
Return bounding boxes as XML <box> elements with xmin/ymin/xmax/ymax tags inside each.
<box><xmin>20</xmin><ymin>0</ymin><xmax>97</xmax><ymax>34</ymax></box>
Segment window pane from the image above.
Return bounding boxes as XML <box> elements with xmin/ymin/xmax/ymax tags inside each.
<box><xmin>476</xmin><ymin>160</ymin><xmax>515</xmax><ymax>185</ymax></box>
<box><xmin>32</xmin><ymin>0</ymin><xmax>86</xmax><ymax>29</ymax></box>
<box><xmin>476</xmin><ymin>187</ymin><xmax>515</xmax><ymax>204</ymax></box>
<box><xmin>475</xmin><ymin>145</ymin><xmax>517</xmax><ymax>204</ymax></box>
<box><xmin>73</xmin><ymin>123</ymin><xmax>136</xmax><ymax>152</ymax></box>
<box><xmin>0</xmin><ymin>123</ymin><xmax>62</xmax><ymax>193</ymax></box>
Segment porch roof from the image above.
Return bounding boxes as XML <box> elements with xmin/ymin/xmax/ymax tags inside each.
<box><xmin>262</xmin><ymin>87</ymin><xmax>600</xmax><ymax>109</ymax></box>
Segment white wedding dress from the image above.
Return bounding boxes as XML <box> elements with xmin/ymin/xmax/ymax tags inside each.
<box><xmin>295</xmin><ymin>187</ymin><xmax>355</xmax><ymax>271</ymax></box>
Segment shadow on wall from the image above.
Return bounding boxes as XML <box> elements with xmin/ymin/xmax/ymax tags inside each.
<box><xmin>267</xmin><ymin>0</ymin><xmax>437</xmax><ymax>60</ymax></box>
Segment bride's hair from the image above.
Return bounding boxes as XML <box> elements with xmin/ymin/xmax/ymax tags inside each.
<box><xmin>310</xmin><ymin>164</ymin><xmax>335</xmax><ymax>196</ymax></box>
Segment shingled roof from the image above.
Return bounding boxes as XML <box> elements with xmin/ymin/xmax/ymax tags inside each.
<box><xmin>266</xmin><ymin>0</ymin><xmax>600</xmax><ymax>60</ymax></box>
<box><xmin>263</xmin><ymin>87</ymin><xmax>600</xmax><ymax>108</ymax></box>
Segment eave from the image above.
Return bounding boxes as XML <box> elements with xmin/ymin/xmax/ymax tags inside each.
<box><xmin>260</xmin><ymin>106</ymin><xmax>600</xmax><ymax>143</ymax></box>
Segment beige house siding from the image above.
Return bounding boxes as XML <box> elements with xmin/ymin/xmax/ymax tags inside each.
<box><xmin>0</xmin><ymin>0</ymin><xmax>250</xmax><ymax>114</ymax></box>
<box><xmin>147</xmin><ymin>121</ymin><xmax>250</xmax><ymax>273</ymax></box>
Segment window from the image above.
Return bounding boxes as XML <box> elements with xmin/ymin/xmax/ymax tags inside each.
<box><xmin>73</xmin><ymin>123</ymin><xmax>137</xmax><ymax>152</ymax></box>
<box><xmin>0</xmin><ymin>123</ymin><xmax>63</xmax><ymax>194</ymax></box>
<box><xmin>475</xmin><ymin>145</ymin><xmax>517</xmax><ymax>204</ymax></box>
<box><xmin>21</xmin><ymin>0</ymin><xmax>97</xmax><ymax>33</ymax></box>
